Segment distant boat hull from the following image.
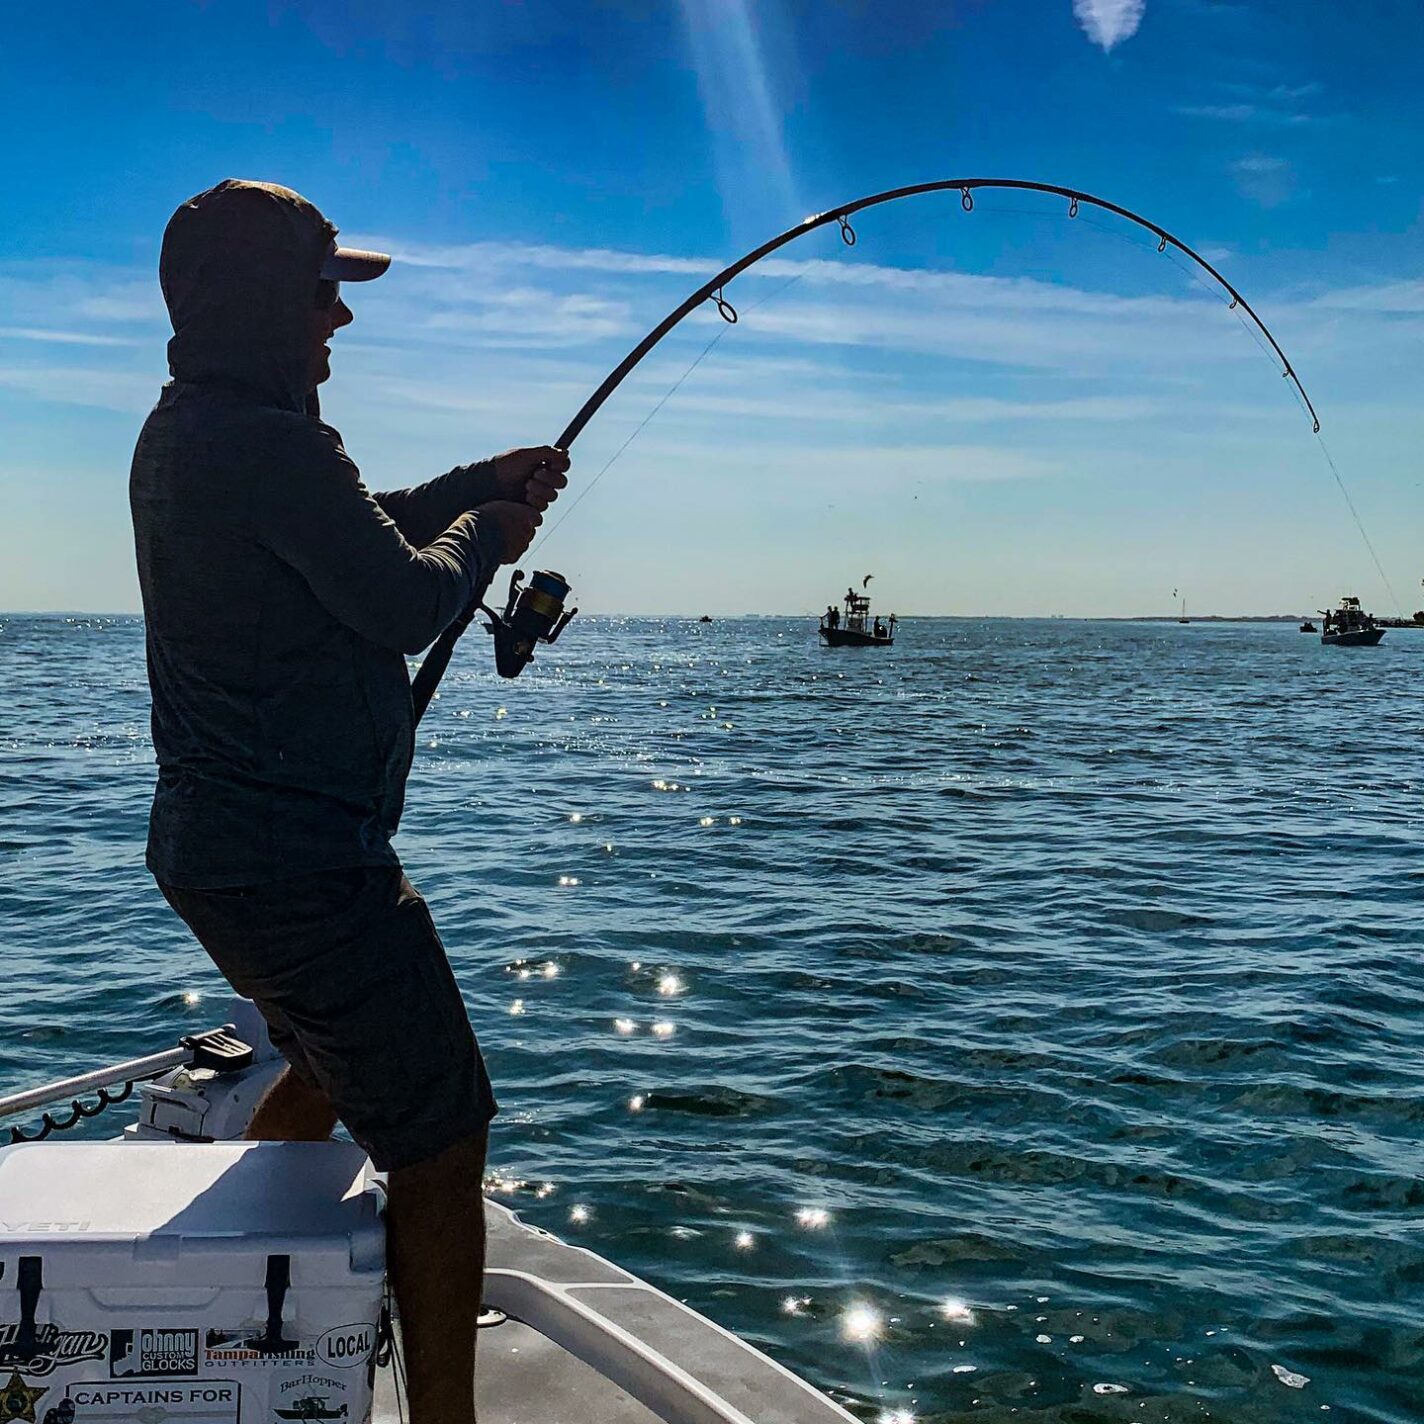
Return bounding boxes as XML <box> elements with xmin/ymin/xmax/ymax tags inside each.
<box><xmin>819</xmin><ymin>627</ymin><xmax>893</xmax><ymax>647</ymax></box>
<box><xmin>1322</xmin><ymin>628</ymin><xmax>1385</xmax><ymax>646</ymax></box>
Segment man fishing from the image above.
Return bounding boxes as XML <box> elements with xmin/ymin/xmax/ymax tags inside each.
<box><xmin>130</xmin><ymin>179</ymin><xmax>568</xmax><ymax>1424</ymax></box>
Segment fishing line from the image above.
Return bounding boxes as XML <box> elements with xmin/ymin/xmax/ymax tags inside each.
<box><xmin>530</xmin><ymin>270</ymin><xmax>807</xmax><ymax>556</ymax></box>
<box><xmin>978</xmin><ymin>199</ymin><xmax>1403</xmax><ymax>612</ymax></box>
<box><xmin>1314</xmin><ymin>433</ymin><xmax>1405</xmax><ymax>615</ymax></box>
<box><xmin>528</xmin><ymin>331</ymin><xmax>727</xmax><ymax>554</ymax></box>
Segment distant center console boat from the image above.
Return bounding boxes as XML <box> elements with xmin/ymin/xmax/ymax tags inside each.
<box><xmin>1320</xmin><ymin>595</ymin><xmax>1385</xmax><ymax>646</ymax></box>
<box><xmin>819</xmin><ymin>586</ymin><xmax>896</xmax><ymax>647</ymax></box>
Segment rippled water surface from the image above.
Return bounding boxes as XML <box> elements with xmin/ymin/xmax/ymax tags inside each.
<box><xmin>2</xmin><ymin>613</ymin><xmax>1422</xmax><ymax>1423</ymax></box>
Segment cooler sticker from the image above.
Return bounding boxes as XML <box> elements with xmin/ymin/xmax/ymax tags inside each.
<box><xmin>313</xmin><ymin>1327</ymin><xmax>374</xmax><ymax>1370</ymax></box>
<box><xmin>202</xmin><ymin>1332</ymin><xmax>313</xmax><ymax>1368</ymax></box>
<box><xmin>64</xmin><ymin>1380</ymin><xmax>239</xmax><ymax>1424</ymax></box>
<box><xmin>0</xmin><ymin>1327</ymin><xmax>108</xmax><ymax>1377</ymax></box>
<box><xmin>0</xmin><ymin>1372</ymin><xmax>47</xmax><ymax>1424</ymax></box>
<box><xmin>272</xmin><ymin>1375</ymin><xmax>349</xmax><ymax>1420</ymax></box>
<box><xmin>110</xmin><ymin>1329</ymin><xmax>199</xmax><ymax>1378</ymax></box>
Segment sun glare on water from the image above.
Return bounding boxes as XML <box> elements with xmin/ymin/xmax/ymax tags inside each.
<box><xmin>841</xmin><ymin>1303</ymin><xmax>883</xmax><ymax>1343</ymax></box>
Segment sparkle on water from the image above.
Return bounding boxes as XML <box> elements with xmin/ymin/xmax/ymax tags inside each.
<box><xmin>3</xmin><ymin>614</ymin><xmax>1419</xmax><ymax>1423</ymax></box>
<box><xmin>841</xmin><ymin>1303</ymin><xmax>884</xmax><ymax>1343</ymax></box>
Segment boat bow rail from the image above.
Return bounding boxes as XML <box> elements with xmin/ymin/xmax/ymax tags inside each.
<box><xmin>463</xmin><ymin>1201</ymin><xmax>859</xmax><ymax>1424</ymax></box>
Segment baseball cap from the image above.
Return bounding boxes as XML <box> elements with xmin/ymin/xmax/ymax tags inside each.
<box><xmin>320</xmin><ymin>240</ymin><xmax>391</xmax><ymax>281</ymax></box>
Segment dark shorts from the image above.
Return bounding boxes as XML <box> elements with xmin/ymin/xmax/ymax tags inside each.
<box><xmin>159</xmin><ymin>866</ymin><xmax>497</xmax><ymax>1171</ymax></box>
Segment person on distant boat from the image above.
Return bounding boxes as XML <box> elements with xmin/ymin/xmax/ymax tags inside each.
<box><xmin>826</xmin><ymin>604</ymin><xmax>839</xmax><ymax>629</ymax></box>
<box><xmin>130</xmin><ymin>180</ymin><xmax>568</xmax><ymax>1424</ymax></box>
<box><xmin>873</xmin><ymin>618</ymin><xmax>885</xmax><ymax>638</ymax></box>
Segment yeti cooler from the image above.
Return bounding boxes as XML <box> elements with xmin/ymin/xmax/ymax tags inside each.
<box><xmin>0</xmin><ymin>1141</ymin><xmax>384</xmax><ymax>1424</ymax></box>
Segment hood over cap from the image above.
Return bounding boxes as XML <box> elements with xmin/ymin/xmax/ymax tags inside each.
<box><xmin>160</xmin><ymin>179</ymin><xmax>338</xmax><ymax>414</ymax></box>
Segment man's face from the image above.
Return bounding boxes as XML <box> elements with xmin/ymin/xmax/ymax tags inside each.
<box><xmin>308</xmin><ymin>280</ymin><xmax>354</xmax><ymax>392</ymax></box>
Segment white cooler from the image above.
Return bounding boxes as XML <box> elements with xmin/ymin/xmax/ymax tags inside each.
<box><xmin>0</xmin><ymin>1141</ymin><xmax>384</xmax><ymax>1424</ymax></box>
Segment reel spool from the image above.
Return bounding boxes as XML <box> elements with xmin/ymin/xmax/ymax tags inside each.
<box><xmin>483</xmin><ymin>569</ymin><xmax>578</xmax><ymax>678</ymax></box>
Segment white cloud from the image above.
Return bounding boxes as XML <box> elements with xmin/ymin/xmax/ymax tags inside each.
<box><xmin>639</xmin><ymin>390</ymin><xmax>1163</xmax><ymax>426</ymax></box>
<box><xmin>0</xmin><ymin>265</ymin><xmax>166</xmax><ymax>334</ymax></box>
<box><xmin>623</xmin><ymin>439</ymin><xmax>1059</xmax><ymax>487</ymax></box>
<box><xmin>1229</xmin><ymin>154</ymin><xmax>1295</xmax><ymax>208</ymax></box>
<box><xmin>369</xmin><ymin>238</ymin><xmax>717</xmax><ymax>279</ymax></box>
<box><xmin>420</xmin><ymin>287</ymin><xmax>636</xmax><ymax>347</ymax></box>
<box><xmin>0</xmin><ymin>328</ymin><xmax>141</xmax><ymax>347</ymax></box>
<box><xmin>1072</xmin><ymin>0</ymin><xmax>1146</xmax><ymax>51</ymax></box>
<box><xmin>1176</xmin><ymin>79</ymin><xmax>1322</xmax><ymax>127</ymax></box>
<box><xmin>1312</xmin><ymin>281</ymin><xmax>1424</xmax><ymax>314</ymax></box>
<box><xmin>0</xmin><ymin>364</ymin><xmax>160</xmax><ymax>414</ymax></box>
<box><xmin>2</xmin><ymin>240</ymin><xmax>1418</xmax><ymax>452</ymax></box>
<box><xmin>1179</xmin><ymin>103</ymin><xmax>1258</xmax><ymax>122</ymax></box>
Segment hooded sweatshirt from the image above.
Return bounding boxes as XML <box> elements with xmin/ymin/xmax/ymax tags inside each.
<box><xmin>131</xmin><ymin>180</ymin><xmax>505</xmax><ymax>887</ymax></box>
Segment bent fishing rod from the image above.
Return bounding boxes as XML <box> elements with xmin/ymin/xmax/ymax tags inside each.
<box><xmin>410</xmin><ymin>176</ymin><xmax>1318</xmax><ymax>720</ymax></box>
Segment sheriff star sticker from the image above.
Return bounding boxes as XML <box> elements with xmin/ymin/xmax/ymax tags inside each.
<box><xmin>0</xmin><ymin>1371</ymin><xmax>46</xmax><ymax>1424</ymax></box>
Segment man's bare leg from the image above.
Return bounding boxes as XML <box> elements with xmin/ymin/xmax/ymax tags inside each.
<box><xmin>387</xmin><ymin>1132</ymin><xmax>489</xmax><ymax>1424</ymax></box>
<box><xmin>246</xmin><ymin>1065</ymin><xmax>339</xmax><ymax>1142</ymax></box>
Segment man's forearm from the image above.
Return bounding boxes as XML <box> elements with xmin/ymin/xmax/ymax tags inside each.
<box><xmin>374</xmin><ymin>460</ymin><xmax>501</xmax><ymax>547</ymax></box>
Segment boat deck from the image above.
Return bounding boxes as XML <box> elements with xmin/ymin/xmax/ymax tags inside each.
<box><xmin>373</xmin><ymin>1200</ymin><xmax>856</xmax><ymax>1424</ymax></box>
<box><xmin>375</xmin><ymin>1315</ymin><xmax>661</xmax><ymax>1422</ymax></box>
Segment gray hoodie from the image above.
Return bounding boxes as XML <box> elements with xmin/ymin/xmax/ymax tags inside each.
<box><xmin>131</xmin><ymin>179</ymin><xmax>503</xmax><ymax>887</ymax></box>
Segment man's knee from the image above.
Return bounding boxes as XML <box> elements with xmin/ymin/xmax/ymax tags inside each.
<box><xmin>390</xmin><ymin>1129</ymin><xmax>488</xmax><ymax>1192</ymax></box>
<box><xmin>247</xmin><ymin>1065</ymin><xmax>338</xmax><ymax>1141</ymax></box>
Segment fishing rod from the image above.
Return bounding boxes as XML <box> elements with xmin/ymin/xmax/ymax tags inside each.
<box><xmin>410</xmin><ymin>176</ymin><xmax>1319</xmax><ymax>720</ymax></box>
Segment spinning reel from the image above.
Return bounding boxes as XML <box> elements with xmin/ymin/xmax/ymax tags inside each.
<box><xmin>482</xmin><ymin>569</ymin><xmax>578</xmax><ymax>679</ymax></box>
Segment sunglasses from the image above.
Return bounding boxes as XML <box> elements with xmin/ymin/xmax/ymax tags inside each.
<box><xmin>314</xmin><ymin>278</ymin><xmax>341</xmax><ymax>311</ymax></box>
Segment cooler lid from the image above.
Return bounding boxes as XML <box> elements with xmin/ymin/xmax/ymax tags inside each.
<box><xmin>0</xmin><ymin>1142</ymin><xmax>380</xmax><ymax>1261</ymax></box>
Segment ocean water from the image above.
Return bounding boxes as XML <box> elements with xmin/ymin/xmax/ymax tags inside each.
<box><xmin>1</xmin><ymin>612</ymin><xmax>1421</xmax><ymax>1424</ymax></box>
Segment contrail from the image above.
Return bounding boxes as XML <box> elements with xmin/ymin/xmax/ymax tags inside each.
<box><xmin>678</xmin><ymin>0</ymin><xmax>799</xmax><ymax>234</ymax></box>
<box><xmin>1073</xmin><ymin>0</ymin><xmax>1146</xmax><ymax>50</ymax></box>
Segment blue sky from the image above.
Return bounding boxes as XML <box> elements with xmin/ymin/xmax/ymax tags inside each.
<box><xmin>1</xmin><ymin>0</ymin><xmax>1419</xmax><ymax>616</ymax></box>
